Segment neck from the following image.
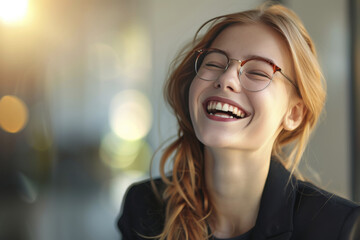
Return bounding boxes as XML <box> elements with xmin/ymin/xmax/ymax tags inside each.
<box><xmin>204</xmin><ymin>147</ymin><xmax>271</xmax><ymax>238</ymax></box>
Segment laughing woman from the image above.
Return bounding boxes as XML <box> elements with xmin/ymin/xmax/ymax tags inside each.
<box><xmin>118</xmin><ymin>3</ymin><xmax>360</xmax><ymax>240</ymax></box>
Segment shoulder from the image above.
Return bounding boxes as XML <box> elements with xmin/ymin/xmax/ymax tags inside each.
<box><xmin>292</xmin><ymin>180</ymin><xmax>360</xmax><ymax>239</ymax></box>
<box><xmin>117</xmin><ymin>178</ymin><xmax>166</xmax><ymax>239</ymax></box>
<box><xmin>122</xmin><ymin>177</ymin><xmax>165</xmax><ymax>203</ymax></box>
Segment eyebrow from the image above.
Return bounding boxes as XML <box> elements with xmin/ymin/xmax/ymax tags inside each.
<box><xmin>241</xmin><ymin>54</ymin><xmax>276</xmax><ymax>65</ymax></box>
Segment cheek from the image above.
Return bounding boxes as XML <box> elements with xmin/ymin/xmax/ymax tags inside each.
<box><xmin>253</xmin><ymin>91</ymin><xmax>289</xmax><ymax>129</ymax></box>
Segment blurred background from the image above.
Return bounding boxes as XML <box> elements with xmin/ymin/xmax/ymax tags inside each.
<box><xmin>0</xmin><ymin>0</ymin><xmax>359</xmax><ymax>239</ymax></box>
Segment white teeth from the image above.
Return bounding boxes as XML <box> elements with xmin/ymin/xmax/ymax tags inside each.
<box><xmin>233</xmin><ymin>107</ymin><xmax>238</xmax><ymax>115</ymax></box>
<box><xmin>215</xmin><ymin>102</ymin><xmax>222</xmax><ymax>111</ymax></box>
<box><xmin>222</xmin><ymin>103</ymin><xmax>229</xmax><ymax>112</ymax></box>
<box><xmin>206</xmin><ymin>100</ymin><xmax>247</xmax><ymax>119</ymax></box>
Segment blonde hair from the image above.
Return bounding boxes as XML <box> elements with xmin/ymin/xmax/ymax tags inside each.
<box><xmin>154</xmin><ymin>2</ymin><xmax>326</xmax><ymax>240</ymax></box>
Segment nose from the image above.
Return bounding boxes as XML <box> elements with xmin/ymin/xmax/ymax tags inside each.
<box><xmin>213</xmin><ymin>61</ymin><xmax>243</xmax><ymax>92</ymax></box>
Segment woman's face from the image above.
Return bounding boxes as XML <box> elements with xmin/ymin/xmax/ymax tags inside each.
<box><xmin>189</xmin><ymin>23</ymin><xmax>297</xmax><ymax>153</ymax></box>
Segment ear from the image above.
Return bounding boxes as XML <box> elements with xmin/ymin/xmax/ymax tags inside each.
<box><xmin>283</xmin><ymin>100</ymin><xmax>305</xmax><ymax>131</ymax></box>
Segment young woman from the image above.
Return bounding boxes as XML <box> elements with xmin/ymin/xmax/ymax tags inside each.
<box><xmin>118</xmin><ymin>3</ymin><xmax>360</xmax><ymax>240</ymax></box>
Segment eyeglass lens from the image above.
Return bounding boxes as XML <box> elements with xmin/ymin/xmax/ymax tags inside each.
<box><xmin>195</xmin><ymin>50</ymin><xmax>273</xmax><ymax>91</ymax></box>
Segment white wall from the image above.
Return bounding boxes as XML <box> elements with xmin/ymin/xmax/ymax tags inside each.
<box><xmin>287</xmin><ymin>0</ymin><xmax>351</xmax><ymax>198</ymax></box>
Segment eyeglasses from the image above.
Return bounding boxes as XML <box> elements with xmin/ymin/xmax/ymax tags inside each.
<box><xmin>194</xmin><ymin>48</ymin><xmax>297</xmax><ymax>92</ymax></box>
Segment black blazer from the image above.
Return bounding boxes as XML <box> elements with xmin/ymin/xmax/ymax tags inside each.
<box><xmin>118</xmin><ymin>160</ymin><xmax>360</xmax><ymax>239</ymax></box>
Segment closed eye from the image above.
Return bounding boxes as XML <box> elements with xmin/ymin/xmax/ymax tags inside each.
<box><xmin>205</xmin><ymin>63</ymin><xmax>226</xmax><ymax>70</ymax></box>
<box><xmin>245</xmin><ymin>71</ymin><xmax>271</xmax><ymax>81</ymax></box>
<box><xmin>247</xmin><ymin>70</ymin><xmax>270</xmax><ymax>77</ymax></box>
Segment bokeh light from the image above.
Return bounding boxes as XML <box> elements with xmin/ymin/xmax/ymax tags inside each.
<box><xmin>115</xmin><ymin>23</ymin><xmax>152</xmax><ymax>82</ymax></box>
<box><xmin>99</xmin><ymin>132</ymin><xmax>152</xmax><ymax>170</ymax></box>
<box><xmin>0</xmin><ymin>95</ymin><xmax>29</xmax><ymax>133</ymax></box>
<box><xmin>0</xmin><ymin>0</ymin><xmax>28</xmax><ymax>23</ymax></box>
<box><xmin>109</xmin><ymin>89</ymin><xmax>152</xmax><ymax>141</ymax></box>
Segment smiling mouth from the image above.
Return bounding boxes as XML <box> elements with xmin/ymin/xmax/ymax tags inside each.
<box><xmin>205</xmin><ymin>100</ymin><xmax>249</xmax><ymax>119</ymax></box>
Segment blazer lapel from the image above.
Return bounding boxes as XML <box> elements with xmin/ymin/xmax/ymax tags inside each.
<box><xmin>251</xmin><ymin>160</ymin><xmax>297</xmax><ymax>240</ymax></box>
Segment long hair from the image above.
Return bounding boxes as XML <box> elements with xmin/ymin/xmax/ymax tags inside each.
<box><xmin>155</xmin><ymin>2</ymin><xmax>326</xmax><ymax>239</ymax></box>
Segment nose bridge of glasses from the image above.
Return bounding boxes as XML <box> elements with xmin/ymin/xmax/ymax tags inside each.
<box><xmin>227</xmin><ymin>58</ymin><xmax>243</xmax><ymax>72</ymax></box>
<box><xmin>219</xmin><ymin>59</ymin><xmax>243</xmax><ymax>89</ymax></box>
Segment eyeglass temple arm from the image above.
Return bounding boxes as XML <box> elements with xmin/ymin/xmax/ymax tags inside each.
<box><xmin>280</xmin><ymin>71</ymin><xmax>299</xmax><ymax>92</ymax></box>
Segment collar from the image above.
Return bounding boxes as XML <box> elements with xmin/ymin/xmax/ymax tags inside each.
<box><xmin>251</xmin><ymin>160</ymin><xmax>297</xmax><ymax>240</ymax></box>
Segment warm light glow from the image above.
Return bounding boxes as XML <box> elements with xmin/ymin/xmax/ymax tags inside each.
<box><xmin>0</xmin><ymin>0</ymin><xmax>28</xmax><ymax>23</ymax></box>
<box><xmin>0</xmin><ymin>95</ymin><xmax>29</xmax><ymax>133</ymax></box>
<box><xmin>117</xmin><ymin>24</ymin><xmax>152</xmax><ymax>82</ymax></box>
<box><xmin>109</xmin><ymin>89</ymin><xmax>152</xmax><ymax>141</ymax></box>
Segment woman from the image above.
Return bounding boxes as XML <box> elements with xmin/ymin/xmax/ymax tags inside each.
<box><xmin>118</xmin><ymin>3</ymin><xmax>360</xmax><ymax>240</ymax></box>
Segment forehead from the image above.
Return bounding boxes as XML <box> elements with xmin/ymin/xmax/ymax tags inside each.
<box><xmin>210</xmin><ymin>23</ymin><xmax>293</xmax><ymax>72</ymax></box>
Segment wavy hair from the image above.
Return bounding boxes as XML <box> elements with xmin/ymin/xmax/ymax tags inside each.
<box><xmin>154</xmin><ymin>2</ymin><xmax>326</xmax><ymax>239</ymax></box>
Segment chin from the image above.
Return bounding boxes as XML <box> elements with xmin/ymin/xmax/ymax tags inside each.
<box><xmin>195</xmin><ymin>131</ymin><xmax>238</xmax><ymax>149</ymax></box>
